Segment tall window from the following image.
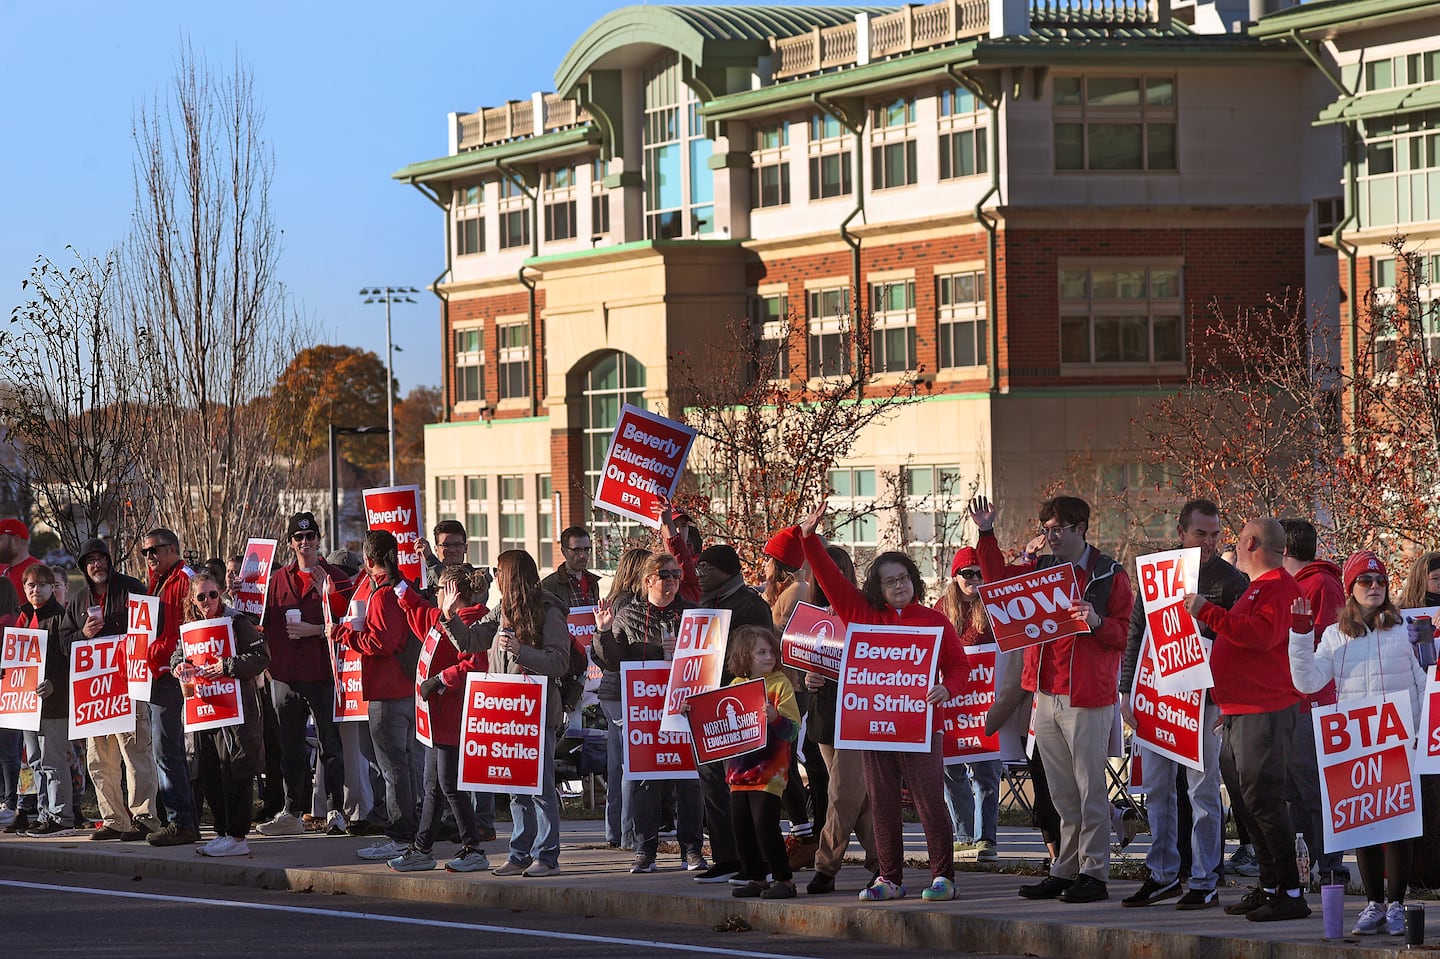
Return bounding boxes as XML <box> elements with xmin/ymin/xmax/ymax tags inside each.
<box><xmin>1371</xmin><ymin>254</ymin><xmax>1440</xmax><ymax>372</ymax></box>
<box><xmin>1053</xmin><ymin>75</ymin><xmax>1177</xmax><ymax>171</ymax></box>
<box><xmin>827</xmin><ymin>467</ymin><xmax>877</xmax><ymax>569</ymax></box>
<box><xmin>752</xmin><ymin>293</ymin><xmax>790</xmax><ymax>381</ymax></box>
<box><xmin>464</xmin><ymin>476</ymin><xmax>489</xmax><ymax>565</ymax></box>
<box><xmin>1358</xmin><ymin>109</ymin><xmax>1440</xmax><ymax>228</ymax></box>
<box><xmin>436</xmin><ymin>477</ymin><xmax>458</xmax><ymax>526</ymax></box>
<box><xmin>497</xmin><ymin>321</ymin><xmax>530</xmax><ymax>399</ymax></box>
<box><xmin>499</xmin><ymin>475</ymin><xmax>526</xmax><ymax>554</ymax></box>
<box><xmin>751</xmin><ymin>121</ymin><xmax>791</xmax><ymax>209</ymax></box>
<box><xmin>870</xmin><ymin>98</ymin><xmax>917</xmax><ymax>190</ymax></box>
<box><xmin>537</xmin><ymin>475</ymin><xmax>554</xmax><ymax>570</ymax></box>
<box><xmin>498</xmin><ymin>176</ymin><xmax>531</xmax><ymax>249</ymax></box>
<box><xmin>937</xmin><ymin>270</ymin><xmax>987</xmax><ymax>369</ymax></box>
<box><xmin>870</xmin><ymin>280</ymin><xmax>916</xmax><ymax>372</ymax></box>
<box><xmin>543</xmin><ymin>166</ymin><xmax>577</xmax><ymax>242</ymax></box>
<box><xmin>938</xmin><ymin>87</ymin><xmax>988</xmax><ymax>180</ymax></box>
<box><xmin>1314</xmin><ymin>196</ymin><xmax>1344</xmax><ymax>253</ymax></box>
<box><xmin>807</xmin><ymin>287</ymin><xmax>851</xmax><ymax>377</ymax></box>
<box><xmin>581</xmin><ymin>351</ymin><xmax>647</xmax><ymax>563</ymax></box>
<box><xmin>642</xmin><ymin>52</ymin><xmax>714</xmax><ymax>239</ymax></box>
<box><xmin>590</xmin><ymin>157</ymin><xmax>611</xmax><ymax>238</ymax></box>
<box><xmin>1059</xmin><ymin>264</ymin><xmax>1184</xmax><ymax>364</ymax></box>
<box><xmin>808</xmin><ymin>113</ymin><xmax>852</xmax><ymax>200</ymax></box>
<box><xmin>455</xmin><ymin>184</ymin><xmax>484</xmax><ymax>255</ymax></box>
<box><xmin>903</xmin><ymin>464</ymin><xmax>968</xmax><ymax>580</ymax></box>
<box><xmin>453</xmin><ymin>326</ymin><xmax>485</xmax><ymax>403</ymax></box>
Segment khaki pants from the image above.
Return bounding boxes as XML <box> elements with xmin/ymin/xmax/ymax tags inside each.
<box><xmin>87</xmin><ymin>706</ymin><xmax>157</xmax><ymax>831</ymax></box>
<box><xmin>1034</xmin><ymin>692</ymin><xmax>1114</xmax><ymax>882</ymax></box>
<box><xmin>814</xmin><ymin>743</ymin><xmax>878</xmax><ymax>877</ymax></box>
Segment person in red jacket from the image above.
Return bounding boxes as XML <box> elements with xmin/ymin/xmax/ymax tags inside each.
<box><xmin>140</xmin><ymin>527</ymin><xmax>199</xmax><ymax>847</ymax></box>
<box><xmin>329</xmin><ymin>530</ymin><xmax>418</xmax><ymax>862</ymax></box>
<box><xmin>0</xmin><ymin>518</ymin><xmax>41</xmax><ymax>597</ymax></box>
<box><xmin>794</xmin><ymin>500</ymin><xmax>970</xmax><ymax>904</ymax></box>
<box><xmin>1183</xmin><ymin>518</ymin><xmax>1308</xmax><ymax>923</ymax></box>
<box><xmin>971</xmin><ymin>494</ymin><xmax>1133</xmax><ymax>905</ymax></box>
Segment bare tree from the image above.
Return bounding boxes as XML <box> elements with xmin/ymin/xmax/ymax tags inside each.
<box><xmin>0</xmin><ymin>250</ymin><xmax>156</xmax><ymax>557</ymax></box>
<box><xmin>123</xmin><ymin>48</ymin><xmax>306</xmax><ymax>557</ymax></box>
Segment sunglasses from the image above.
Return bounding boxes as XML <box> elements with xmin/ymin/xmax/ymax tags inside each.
<box><xmin>1354</xmin><ymin>574</ymin><xmax>1387</xmax><ymax>588</ymax></box>
<box><xmin>653</xmin><ymin>569</ymin><xmax>683</xmax><ymax>581</ymax></box>
<box><xmin>140</xmin><ymin>546</ymin><xmax>168</xmax><ymax>557</ymax></box>
<box><xmin>194</xmin><ymin>590</ymin><xmax>221</xmax><ymax>602</ymax></box>
<box><xmin>292</xmin><ymin>532</ymin><xmax>318</xmax><ymax>542</ymax></box>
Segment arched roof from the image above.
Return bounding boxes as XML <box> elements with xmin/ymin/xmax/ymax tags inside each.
<box><xmin>554</xmin><ymin>4</ymin><xmax>893</xmax><ymax>95</ymax></box>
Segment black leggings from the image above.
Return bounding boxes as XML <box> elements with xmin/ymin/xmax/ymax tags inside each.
<box><xmin>1356</xmin><ymin>840</ymin><xmax>1412</xmax><ymax>903</ymax></box>
<box><xmin>196</xmin><ymin>733</ymin><xmax>255</xmax><ymax>839</ymax></box>
<box><xmin>731</xmin><ymin>790</ymin><xmax>792</xmax><ymax>883</ymax></box>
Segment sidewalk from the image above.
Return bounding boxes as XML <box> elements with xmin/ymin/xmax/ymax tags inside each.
<box><xmin>0</xmin><ymin>822</ymin><xmax>1415</xmax><ymax>959</ymax></box>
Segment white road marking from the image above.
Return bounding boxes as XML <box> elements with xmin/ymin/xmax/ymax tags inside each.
<box><xmin>1</xmin><ymin>878</ymin><xmax>824</xmax><ymax>959</ymax></box>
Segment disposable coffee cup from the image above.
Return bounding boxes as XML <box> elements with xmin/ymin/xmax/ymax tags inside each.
<box><xmin>176</xmin><ymin>662</ymin><xmax>199</xmax><ymax>699</ymax></box>
<box><xmin>1321</xmin><ymin>882</ymin><xmax>1344</xmax><ymax>939</ymax></box>
<box><xmin>87</xmin><ymin>605</ymin><xmax>103</xmax><ymax>622</ymax></box>
<box><xmin>285</xmin><ymin>609</ymin><xmax>302</xmax><ymax>625</ymax></box>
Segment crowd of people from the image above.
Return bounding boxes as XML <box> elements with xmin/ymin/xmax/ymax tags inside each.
<box><xmin>0</xmin><ymin>491</ymin><xmax>1436</xmax><ymax>935</ymax></box>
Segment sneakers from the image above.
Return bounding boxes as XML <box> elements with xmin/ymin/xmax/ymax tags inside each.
<box><xmin>256</xmin><ymin>811</ymin><xmax>305</xmax><ymax>837</ymax></box>
<box><xmin>1224</xmin><ymin>887</ymin><xmax>1270</xmax><ymax>916</ymax></box>
<box><xmin>975</xmin><ymin>840</ymin><xmax>999</xmax><ymax>863</ymax></box>
<box><xmin>2</xmin><ymin>811</ymin><xmax>30</xmax><ymax>834</ymax></box>
<box><xmin>523</xmin><ymin>861</ymin><xmax>560</xmax><ymax>877</ymax></box>
<box><xmin>1353</xmin><ymin>900</ymin><xmax>1386</xmax><ymax>935</ymax></box>
<box><xmin>1246</xmin><ymin>891</ymin><xmax>1311</xmax><ymax>922</ymax></box>
<box><xmin>90</xmin><ymin>825</ymin><xmax>127</xmax><ymax>841</ymax></box>
<box><xmin>26</xmin><ymin>820</ymin><xmax>79</xmax><ymax>838</ymax></box>
<box><xmin>446</xmin><ymin>846</ymin><xmax>490</xmax><ymax>873</ymax></box>
<box><xmin>953</xmin><ymin>839</ymin><xmax>978</xmax><ymax>856</ymax></box>
<box><xmin>1176</xmin><ymin>888</ymin><xmax>1220</xmax><ymax>910</ymax></box>
<box><xmin>1386</xmin><ymin>901</ymin><xmax>1406</xmax><ymax>936</ymax></box>
<box><xmin>1059</xmin><ymin>875</ymin><xmax>1109</xmax><ymax>903</ymax></box>
<box><xmin>807</xmin><ymin>871</ymin><xmax>836</xmax><ymax>895</ymax></box>
<box><xmin>492</xmin><ymin>859</ymin><xmax>529</xmax><ymax>877</ymax></box>
<box><xmin>858</xmin><ymin>877</ymin><xmax>906</xmax><ymax>901</ymax></box>
<box><xmin>325</xmin><ymin>811</ymin><xmax>346</xmax><ymax>836</ymax></box>
<box><xmin>1228</xmin><ymin>844</ymin><xmax>1261</xmax><ymax>878</ymax></box>
<box><xmin>1019</xmin><ymin>875</ymin><xmax>1074</xmax><ymax>900</ymax></box>
<box><xmin>785</xmin><ymin>834</ymin><xmax>818</xmax><ymax>871</ymax></box>
<box><xmin>134</xmin><ymin>814</ymin><xmax>162</xmax><ymax>835</ymax></box>
<box><xmin>921</xmin><ymin>877</ymin><xmax>958</xmax><ymax>902</ymax></box>
<box><xmin>693</xmin><ymin>862</ymin><xmax>739</xmax><ymax>884</ymax></box>
<box><xmin>387</xmin><ymin>847</ymin><xmax>437</xmax><ymax>872</ymax></box>
<box><xmin>1122</xmin><ymin>876</ymin><xmax>1182</xmax><ymax>907</ymax></box>
<box><xmin>148</xmin><ymin>823</ymin><xmax>198</xmax><ymax>845</ymax></box>
<box><xmin>684</xmin><ymin>851</ymin><xmax>708</xmax><ymax>872</ymax></box>
<box><xmin>197</xmin><ymin>836</ymin><xmax>250</xmax><ymax>858</ymax></box>
<box><xmin>761</xmin><ymin>880</ymin><xmax>797</xmax><ymax>900</ymax></box>
<box><xmin>733</xmin><ymin>880</ymin><xmax>768</xmax><ymax>898</ymax></box>
<box><xmin>1111</xmin><ymin>804</ymin><xmax>1141</xmax><ymax>849</ymax></box>
<box><xmin>0</xmin><ymin>807</ymin><xmax>15</xmax><ymax>827</ymax></box>
<box><xmin>629</xmin><ymin>854</ymin><xmax>658</xmax><ymax>874</ymax></box>
<box><xmin>118</xmin><ymin>828</ymin><xmax>147</xmax><ymax>842</ymax></box>
<box><xmin>357</xmin><ymin>839</ymin><xmax>407</xmax><ymax>861</ymax></box>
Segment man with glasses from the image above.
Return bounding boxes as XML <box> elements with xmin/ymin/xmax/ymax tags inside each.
<box><xmin>257</xmin><ymin>512</ymin><xmax>352</xmax><ymax>837</ymax></box>
<box><xmin>138</xmin><ymin>528</ymin><xmax>200</xmax><ymax>846</ymax></box>
<box><xmin>416</xmin><ymin>520</ymin><xmax>469</xmax><ymax>601</ymax></box>
<box><xmin>541</xmin><ymin>526</ymin><xmax>600</xmax><ymax>609</ymax></box>
<box><xmin>972</xmin><ymin>495</ymin><xmax>1133</xmax><ymax>904</ymax></box>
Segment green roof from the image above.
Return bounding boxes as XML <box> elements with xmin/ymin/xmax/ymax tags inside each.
<box><xmin>1315</xmin><ymin>82</ymin><xmax>1440</xmax><ymax>124</ymax></box>
<box><xmin>554</xmin><ymin>4</ymin><xmax>892</xmax><ymax>95</ymax></box>
<box><xmin>391</xmin><ymin>126</ymin><xmax>600</xmax><ymax>185</ymax></box>
<box><xmin>1251</xmin><ymin>0</ymin><xmax>1440</xmax><ymax>38</ymax></box>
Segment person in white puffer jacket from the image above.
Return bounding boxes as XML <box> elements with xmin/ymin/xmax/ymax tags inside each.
<box><xmin>1288</xmin><ymin>550</ymin><xmax>1425</xmax><ymax>938</ymax></box>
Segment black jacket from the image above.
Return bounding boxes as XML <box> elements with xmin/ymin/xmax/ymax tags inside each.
<box><xmin>172</xmin><ymin>609</ymin><xmax>271</xmax><ymax>775</ymax></box>
<box><xmin>593</xmin><ymin>595</ymin><xmax>692</xmax><ymax>702</ymax></box>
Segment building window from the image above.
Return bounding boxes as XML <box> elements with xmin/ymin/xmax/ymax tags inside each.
<box><xmin>1058</xmin><ymin>264</ymin><xmax>1184</xmax><ymax>364</ymax></box>
<box><xmin>1314</xmin><ymin>196</ymin><xmax>1344</xmax><ymax>252</ymax></box>
<box><xmin>937</xmin><ymin>270</ymin><xmax>987</xmax><ymax>369</ymax></box>
<box><xmin>807</xmin><ymin>287</ymin><xmax>851</xmax><ymax>378</ymax></box>
<box><xmin>497</xmin><ymin>321</ymin><xmax>530</xmax><ymax>399</ymax></box>
<box><xmin>498</xmin><ymin>176</ymin><xmax>530</xmax><ymax>249</ymax></box>
<box><xmin>940</xmin><ymin>128</ymin><xmax>987</xmax><ymax>180</ymax></box>
<box><xmin>1053</xmin><ymin>75</ymin><xmax>1177</xmax><ymax>172</ymax></box>
<box><xmin>580</xmin><ymin>351</ymin><xmax>647</xmax><ymax>564</ymax></box>
<box><xmin>1372</xmin><ymin>254</ymin><xmax>1440</xmax><ymax>372</ymax></box>
<box><xmin>870</xmin><ymin>98</ymin><xmax>917</xmax><ymax>190</ymax></box>
<box><xmin>752</xmin><ymin>293</ymin><xmax>790</xmax><ymax>381</ymax></box>
<box><xmin>454</xmin><ymin>184</ymin><xmax>484</xmax><ymax>255</ymax></box>
<box><xmin>1364</xmin><ymin>51</ymin><xmax>1440</xmax><ymax>92</ymax></box>
<box><xmin>808</xmin><ymin>113</ymin><xmax>852</xmax><ymax>200</ymax></box>
<box><xmin>499</xmin><ymin>475</ymin><xmax>526</xmax><ymax>554</ymax></box>
<box><xmin>642</xmin><ymin>52</ymin><xmax>714</xmax><ymax>240</ymax></box>
<box><xmin>590</xmin><ymin>157</ymin><xmax>610</xmax><ymax>238</ymax></box>
<box><xmin>903</xmin><ymin>464</ymin><xmax>969</xmax><ymax>580</ymax></box>
<box><xmin>543</xmin><ymin>166</ymin><xmax>577</xmax><ymax>242</ymax></box>
<box><xmin>464</xmin><ymin>476</ymin><xmax>489</xmax><ymax>566</ymax></box>
<box><xmin>537</xmin><ymin>474</ymin><xmax>554</xmax><ymax>571</ymax></box>
<box><xmin>827</xmin><ymin>467</ymin><xmax>878</xmax><ymax>569</ymax></box>
<box><xmin>870</xmin><ymin>280</ymin><xmax>916</xmax><ymax>372</ymax></box>
<box><xmin>1358</xmin><ymin>109</ymin><xmax>1440</xmax><ymax>228</ymax></box>
<box><xmin>453</xmin><ymin>326</ymin><xmax>485</xmax><ymax>403</ymax></box>
<box><xmin>751</xmin><ymin>121</ymin><xmax>791</xmax><ymax>210</ymax></box>
<box><xmin>436</xmin><ymin>477</ymin><xmax>458</xmax><ymax>526</ymax></box>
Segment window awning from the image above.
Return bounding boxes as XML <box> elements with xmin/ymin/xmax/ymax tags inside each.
<box><xmin>1315</xmin><ymin>83</ymin><xmax>1440</xmax><ymax>125</ymax></box>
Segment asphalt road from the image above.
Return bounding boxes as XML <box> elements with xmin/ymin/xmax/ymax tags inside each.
<box><xmin>0</xmin><ymin>864</ymin><xmax>1022</xmax><ymax>958</ymax></box>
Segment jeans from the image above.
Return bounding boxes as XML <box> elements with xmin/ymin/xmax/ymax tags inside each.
<box><xmin>367</xmin><ymin>698</ymin><xmax>416</xmax><ymax>843</ymax></box>
<box><xmin>599</xmin><ymin>699</ymin><xmax>633</xmax><ymax>847</ymax></box>
<box><xmin>148</xmin><ymin>678</ymin><xmax>197</xmax><ymax>831</ymax></box>
<box><xmin>1140</xmin><ymin>702</ymin><xmax>1223</xmax><ymax>890</ymax></box>
<box><xmin>507</xmin><ymin>725</ymin><xmax>560</xmax><ymax>868</ymax></box>
<box><xmin>34</xmin><ymin>717</ymin><xmax>74</xmax><ymax>826</ymax></box>
<box><xmin>271</xmin><ymin>676</ymin><xmax>346</xmax><ymax>817</ymax></box>
<box><xmin>415</xmin><ymin>743</ymin><xmax>479</xmax><ymax>851</ymax></box>
<box><xmin>943</xmin><ymin>759</ymin><xmax>1001</xmax><ymax>845</ymax></box>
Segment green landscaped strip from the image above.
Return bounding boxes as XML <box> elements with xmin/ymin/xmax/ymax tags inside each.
<box><xmin>1315</xmin><ymin>83</ymin><xmax>1440</xmax><ymax>124</ymax></box>
<box><xmin>1251</xmin><ymin>0</ymin><xmax>1439</xmax><ymax>37</ymax></box>
<box><xmin>392</xmin><ymin>127</ymin><xmax>600</xmax><ymax>183</ymax></box>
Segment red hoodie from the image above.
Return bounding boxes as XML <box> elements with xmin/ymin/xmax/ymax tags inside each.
<box><xmin>147</xmin><ymin>562</ymin><xmax>190</xmax><ymax>676</ymax></box>
<box><xmin>1195</xmin><ymin>567</ymin><xmax>1304</xmax><ymax>715</ymax></box>
<box><xmin>1293</xmin><ymin>560</ymin><xmax>1344</xmax><ymax>708</ymax></box>
<box><xmin>396</xmin><ymin>586</ymin><xmax>486</xmax><ymax>747</ymax></box>
<box><xmin>332</xmin><ymin>576</ymin><xmax>413</xmax><ymax>701</ymax></box>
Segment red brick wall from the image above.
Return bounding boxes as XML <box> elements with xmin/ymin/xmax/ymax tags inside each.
<box><xmin>446</xmin><ymin>288</ymin><xmax>548</xmax><ymax>420</ymax></box>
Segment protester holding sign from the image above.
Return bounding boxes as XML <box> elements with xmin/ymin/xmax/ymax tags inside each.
<box><xmin>17</xmin><ymin>565</ymin><xmax>75</xmax><ymax>836</ymax></box>
<box><xmin>592</xmin><ymin>547</ymin><xmax>650</xmax><ymax>852</ymax></box>
<box><xmin>173</xmin><ymin>572</ymin><xmax>270</xmax><ymax>857</ymax></box>
<box><xmin>973</xmin><ymin>495</ymin><xmax>1133</xmax><ymax>905</ymax></box>
<box><xmin>60</xmin><ymin>538</ymin><xmax>158</xmax><ymax>842</ymax></box>
<box><xmin>795</xmin><ymin>501</ymin><xmax>968</xmax><ymax>904</ymax></box>
<box><xmin>0</xmin><ymin>578</ymin><xmax>20</xmax><ymax>829</ymax></box>
<box><xmin>1289</xmin><ymin>551</ymin><xmax>1426</xmax><ymax>936</ymax></box>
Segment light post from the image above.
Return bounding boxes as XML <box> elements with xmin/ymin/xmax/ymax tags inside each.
<box><xmin>359</xmin><ymin>286</ymin><xmax>418</xmax><ymax>485</ymax></box>
<box><xmin>328</xmin><ymin>424</ymin><xmax>389</xmax><ymax>547</ymax></box>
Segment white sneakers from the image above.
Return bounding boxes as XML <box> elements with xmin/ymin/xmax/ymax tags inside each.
<box><xmin>357</xmin><ymin>839</ymin><xmax>407</xmax><ymax>861</ymax></box>
<box><xmin>197</xmin><ymin>836</ymin><xmax>250</xmax><ymax>857</ymax></box>
<box><xmin>256</xmin><ymin>811</ymin><xmax>305</xmax><ymax>837</ymax></box>
<box><xmin>325</xmin><ymin>810</ymin><xmax>346</xmax><ymax>835</ymax></box>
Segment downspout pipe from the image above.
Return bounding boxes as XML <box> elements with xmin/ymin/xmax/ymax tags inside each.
<box><xmin>497</xmin><ymin>159</ymin><xmax>541</xmax><ymax>418</ymax></box>
<box><xmin>948</xmin><ymin>65</ymin><xmax>1001</xmax><ymax>394</ymax></box>
<box><xmin>409</xmin><ymin>180</ymin><xmax>455</xmax><ymax>422</ymax></box>
<box><xmin>812</xmin><ymin>92</ymin><xmax>865</xmax><ymax>331</ymax></box>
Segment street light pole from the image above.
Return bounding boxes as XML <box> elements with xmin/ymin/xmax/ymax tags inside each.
<box><xmin>329</xmin><ymin>424</ymin><xmax>389</xmax><ymax>548</ymax></box>
<box><xmin>359</xmin><ymin>286</ymin><xmax>418</xmax><ymax>486</ymax></box>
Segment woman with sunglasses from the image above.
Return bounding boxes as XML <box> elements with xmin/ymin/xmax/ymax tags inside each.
<box><xmin>593</xmin><ymin>552</ymin><xmax>705</xmax><ymax>875</ymax></box>
<box><xmin>173</xmin><ymin>572</ymin><xmax>271</xmax><ymax>857</ymax></box>
<box><xmin>1289</xmin><ymin>551</ymin><xmax>1426</xmax><ymax>936</ymax></box>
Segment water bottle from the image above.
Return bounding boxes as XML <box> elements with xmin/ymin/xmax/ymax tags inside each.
<box><xmin>1295</xmin><ymin>833</ymin><xmax>1311</xmax><ymax>887</ymax></box>
<box><xmin>1411</xmin><ymin>616</ymin><xmax>1437</xmax><ymax>669</ymax></box>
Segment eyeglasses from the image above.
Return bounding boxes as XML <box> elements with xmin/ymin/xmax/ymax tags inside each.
<box><xmin>957</xmin><ymin>569</ymin><xmax>983</xmax><ymax>581</ymax></box>
<box><xmin>292</xmin><ymin>532</ymin><xmax>318</xmax><ymax>543</ymax></box>
<box><xmin>437</xmin><ymin>539</ymin><xmax>466</xmax><ymax>550</ymax></box>
<box><xmin>880</xmin><ymin>576</ymin><xmax>912</xmax><ymax>590</ymax></box>
<box><xmin>654</xmin><ymin>569</ymin><xmax>683</xmax><ymax>581</ymax></box>
<box><xmin>564</xmin><ymin>545</ymin><xmax>593</xmax><ymax>554</ymax></box>
<box><xmin>194</xmin><ymin>590</ymin><xmax>221</xmax><ymax>601</ymax></box>
<box><xmin>26</xmin><ymin>582</ymin><xmax>54</xmax><ymax>591</ymax></box>
<box><xmin>1039</xmin><ymin>524</ymin><xmax>1079</xmax><ymax>539</ymax></box>
<box><xmin>1355</xmin><ymin>574</ymin><xmax>1388</xmax><ymax>588</ymax></box>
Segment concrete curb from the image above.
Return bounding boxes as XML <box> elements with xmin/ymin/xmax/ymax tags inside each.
<box><xmin>0</xmin><ymin>841</ymin><xmax>1405</xmax><ymax>958</ymax></box>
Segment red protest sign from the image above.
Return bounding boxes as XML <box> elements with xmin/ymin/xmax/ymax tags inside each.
<box><xmin>834</xmin><ymin>624</ymin><xmax>940</xmax><ymax>752</ymax></box>
<box><xmin>0</xmin><ymin>627</ymin><xmax>46</xmax><ymax>731</ymax></box>
<box><xmin>568</xmin><ymin>606</ymin><xmax>602</xmax><ymax>705</ymax></box>
<box><xmin>458</xmin><ymin>673</ymin><xmax>546</xmax><ymax>795</ymax></box>
<box><xmin>126</xmin><ymin>595</ymin><xmax>158</xmax><ymax>702</ymax></box>
<box><xmin>232</xmin><ymin>538</ymin><xmax>277</xmax><ymax>618</ymax></box>
<box><xmin>781</xmin><ymin>602</ymin><xmax>845</xmax><ymax>681</ymax></box>
<box><xmin>415</xmin><ymin>628</ymin><xmax>442</xmax><ymax>748</ymax></box>
<box><xmin>1417</xmin><ymin>666</ymin><xmax>1440</xmax><ymax>775</ymax></box>
<box><xmin>659</xmin><ymin>608</ymin><xmax>731</xmax><ymax>733</ymax></box>
<box><xmin>1129</xmin><ymin>634</ymin><xmax>1204</xmax><ymax>771</ymax></box>
<box><xmin>686</xmin><ymin>679</ymin><xmax>767</xmax><ymax>765</ymax></box>
<box><xmin>178</xmin><ymin>619</ymin><xmax>244</xmax><ymax>732</ymax></box>
<box><xmin>621</xmin><ymin>662</ymin><xmax>697</xmax><ymax>780</ymax></box>
<box><xmin>592</xmin><ymin>404</ymin><xmax>696</xmax><ymax>528</ymax></box>
<box><xmin>362</xmin><ymin>485</ymin><xmax>427</xmax><ymax>588</ymax></box>
<box><xmin>1315</xmin><ymin>692</ymin><xmax>1423</xmax><ymax>853</ymax></box>
<box><xmin>331</xmin><ymin>642</ymin><xmax>368</xmax><ymax>723</ymax></box>
<box><xmin>940</xmin><ymin>644</ymin><xmax>1002</xmax><ymax>764</ymax></box>
<box><xmin>1135</xmin><ymin>548</ymin><xmax>1211</xmax><ymax>694</ymax></box>
<box><xmin>978</xmin><ymin>564</ymin><xmax>1087</xmax><ymax>652</ymax></box>
<box><xmin>69</xmin><ymin>635</ymin><xmax>135</xmax><ymax>739</ymax></box>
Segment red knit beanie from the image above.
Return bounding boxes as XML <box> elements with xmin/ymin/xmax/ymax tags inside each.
<box><xmin>1342</xmin><ymin>550</ymin><xmax>1387</xmax><ymax>594</ymax></box>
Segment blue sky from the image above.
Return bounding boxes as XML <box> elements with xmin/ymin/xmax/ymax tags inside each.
<box><xmin>0</xmin><ymin>1</ymin><xmax>831</xmax><ymax>393</ymax></box>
